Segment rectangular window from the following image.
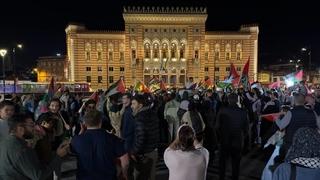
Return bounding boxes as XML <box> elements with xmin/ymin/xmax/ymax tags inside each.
<box><xmin>236</xmin><ymin>52</ymin><xmax>241</xmax><ymax>60</ymax></box>
<box><xmin>194</xmin><ymin>50</ymin><xmax>199</xmax><ymax>59</ymax></box>
<box><xmin>108</xmin><ymin>51</ymin><xmax>113</xmax><ymax>61</ymax></box>
<box><xmin>97</xmin><ymin>66</ymin><xmax>102</xmax><ymax>71</ymax></box>
<box><xmin>214</xmin><ymin>67</ymin><xmax>219</xmax><ymax>71</ymax></box>
<box><xmin>214</xmin><ymin>52</ymin><xmax>219</xmax><ymax>60</ymax></box>
<box><xmin>86</xmin><ymin>67</ymin><xmax>91</xmax><ymax>71</ymax></box>
<box><xmin>120</xmin><ymin>52</ymin><xmax>124</xmax><ymax>62</ymax></box>
<box><xmin>98</xmin><ymin>76</ymin><xmax>102</xmax><ymax>83</ymax></box>
<box><xmin>237</xmin><ymin>67</ymin><xmax>241</xmax><ymax>71</ymax></box>
<box><xmin>98</xmin><ymin>51</ymin><xmax>102</xmax><ymax>60</ymax></box>
<box><xmin>120</xmin><ymin>67</ymin><xmax>125</xmax><ymax>72</ymax></box>
<box><xmin>226</xmin><ymin>67</ymin><xmax>230</xmax><ymax>71</ymax></box>
<box><xmin>205</xmin><ymin>52</ymin><xmax>209</xmax><ymax>61</ymax></box>
<box><xmin>109</xmin><ymin>76</ymin><xmax>114</xmax><ymax>83</ymax></box>
<box><xmin>85</xmin><ymin>51</ymin><xmax>90</xmax><ymax>60</ymax></box>
<box><xmin>226</xmin><ymin>52</ymin><xmax>230</xmax><ymax>60</ymax></box>
<box><xmin>204</xmin><ymin>67</ymin><xmax>209</xmax><ymax>72</ymax></box>
<box><xmin>214</xmin><ymin>76</ymin><xmax>219</xmax><ymax>81</ymax></box>
<box><xmin>109</xmin><ymin>67</ymin><xmax>113</xmax><ymax>71</ymax></box>
<box><xmin>86</xmin><ymin>76</ymin><xmax>91</xmax><ymax>82</ymax></box>
<box><xmin>132</xmin><ymin>50</ymin><xmax>136</xmax><ymax>59</ymax></box>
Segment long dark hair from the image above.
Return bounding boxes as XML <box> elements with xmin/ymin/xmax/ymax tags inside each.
<box><xmin>169</xmin><ymin>125</ymin><xmax>195</xmax><ymax>151</ymax></box>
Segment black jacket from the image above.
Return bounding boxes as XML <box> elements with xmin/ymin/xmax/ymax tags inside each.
<box><xmin>132</xmin><ymin>107</ymin><xmax>160</xmax><ymax>154</ymax></box>
<box><xmin>216</xmin><ymin>104</ymin><xmax>249</xmax><ymax>148</ymax></box>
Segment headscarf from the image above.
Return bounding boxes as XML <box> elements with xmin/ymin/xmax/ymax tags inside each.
<box><xmin>285</xmin><ymin>127</ymin><xmax>320</xmax><ymax>168</ymax></box>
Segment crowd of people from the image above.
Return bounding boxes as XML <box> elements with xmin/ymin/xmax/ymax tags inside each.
<box><xmin>0</xmin><ymin>81</ymin><xmax>320</xmax><ymax>180</ymax></box>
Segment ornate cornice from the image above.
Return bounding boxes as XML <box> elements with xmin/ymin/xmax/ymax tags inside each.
<box><xmin>76</xmin><ymin>33</ymin><xmax>125</xmax><ymax>39</ymax></box>
<box><xmin>123</xmin><ymin>14</ymin><xmax>207</xmax><ymax>24</ymax></box>
<box><xmin>123</xmin><ymin>6</ymin><xmax>207</xmax><ymax>14</ymax></box>
<box><xmin>205</xmin><ymin>34</ymin><xmax>251</xmax><ymax>40</ymax></box>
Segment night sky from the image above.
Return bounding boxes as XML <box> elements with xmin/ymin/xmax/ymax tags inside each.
<box><xmin>0</xmin><ymin>0</ymin><xmax>319</xmax><ymax>72</ymax></box>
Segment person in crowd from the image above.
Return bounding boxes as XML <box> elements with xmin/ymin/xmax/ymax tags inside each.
<box><xmin>273</xmin><ymin>127</ymin><xmax>320</xmax><ymax>180</ymax></box>
<box><xmin>177</xmin><ymin>91</ymin><xmax>189</xmax><ymax>122</ymax></box>
<box><xmin>216</xmin><ymin>93</ymin><xmax>249</xmax><ymax>180</ymax></box>
<box><xmin>164</xmin><ymin>125</ymin><xmax>209</xmax><ymax>180</ymax></box>
<box><xmin>130</xmin><ymin>94</ymin><xmax>159</xmax><ymax>180</ymax></box>
<box><xmin>276</xmin><ymin>93</ymin><xmax>318</xmax><ymax>156</ymax></box>
<box><xmin>314</xmin><ymin>88</ymin><xmax>320</xmax><ymax>115</ymax></box>
<box><xmin>181</xmin><ymin>101</ymin><xmax>206</xmax><ymax>144</ymax></box>
<box><xmin>106</xmin><ymin>94</ymin><xmax>124</xmax><ymax>136</ymax></box>
<box><xmin>164</xmin><ymin>92</ymin><xmax>180</xmax><ymax>141</ymax></box>
<box><xmin>120</xmin><ymin>93</ymin><xmax>135</xmax><ymax>179</ymax></box>
<box><xmin>305</xmin><ymin>94</ymin><xmax>316</xmax><ymax>110</ymax></box>
<box><xmin>0</xmin><ymin>113</ymin><xmax>69</xmax><ymax>179</ymax></box>
<box><xmin>71</xmin><ymin>110</ymin><xmax>128</xmax><ymax>180</ymax></box>
<box><xmin>0</xmin><ymin>100</ymin><xmax>16</xmax><ymax>142</ymax></box>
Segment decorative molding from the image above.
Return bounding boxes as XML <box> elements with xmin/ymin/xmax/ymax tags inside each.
<box><xmin>123</xmin><ymin>14</ymin><xmax>207</xmax><ymax>24</ymax></box>
<box><xmin>205</xmin><ymin>35</ymin><xmax>251</xmax><ymax>39</ymax></box>
<box><xmin>123</xmin><ymin>6</ymin><xmax>207</xmax><ymax>14</ymax></box>
<box><xmin>77</xmin><ymin>34</ymin><xmax>125</xmax><ymax>39</ymax></box>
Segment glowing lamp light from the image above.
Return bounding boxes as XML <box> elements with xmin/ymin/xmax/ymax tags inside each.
<box><xmin>171</xmin><ymin>58</ymin><xmax>177</xmax><ymax>62</ymax></box>
<box><xmin>163</xmin><ymin>58</ymin><xmax>167</xmax><ymax>62</ymax></box>
<box><xmin>181</xmin><ymin>58</ymin><xmax>186</xmax><ymax>62</ymax></box>
<box><xmin>0</xmin><ymin>49</ymin><xmax>7</xmax><ymax>57</ymax></box>
<box><xmin>153</xmin><ymin>58</ymin><xmax>159</xmax><ymax>62</ymax></box>
<box><xmin>311</xmin><ymin>89</ymin><xmax>315</xmax><ymax>93</ymax></box>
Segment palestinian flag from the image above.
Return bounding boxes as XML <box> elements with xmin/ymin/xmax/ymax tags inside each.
<box><xmin>78</xmin><ymin>91</ymin><xmax>99</xmax><ymax>113</ymax></box>
<box><xmin>229</xmin><ymin>63</ymin><xmax>240</xmax><ymax>86</ymax></box>
<box><xmin>261</xmin><ymin>112</ymin><xmax>282</xmax><ymax>122</ymax></box>
<box><xmin>284</xmin><ymin>70</ymin><xmax>303</xmax><ymax>87</ymax></box>
<box><xmin>238</xmin><ymin>56</ymin><xmax>250</xmax><ymax>89</ymax></box>
<box><xmin>216</xmin><ymin>81</ymin><xmax>232</xmax><ymax>89</ymax></box>
<box><xmin>105</xmin><ymin>79</ymin><xmax>126</xmax><ymax>97</ymax></box>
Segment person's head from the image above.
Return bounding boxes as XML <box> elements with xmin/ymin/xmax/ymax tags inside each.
<box><xmin>83</xmin><ymin>110</ymin><xmax>102</xmax><ymax>128</ymax></box>
<box><xmin>122</xmin><ymin>93</ymin><xmax>132</xmax><ymax>107</ymax></box>
<box><xmin>294</xmin><ymin>93</ymin><xmax>305</xmax><ymax>106</ymax></box>
<box><xmin>8</xmin><ymin>113</ymin><xmax>35</xmax><ymax>139</ymax></box>
<box><xmin>131</xmin><ymin>94</ymin><xmax>146</xmax><ymax>114</ymax></box>
<box><xmin>0</xmin><ymin>100</ymin><xmax>15</xmax><ymax>120</ymax></box>
<box><xmin>40</xmin><ymin>116</ymin><xmax>56</xmax><ymax>130</ymax></box>
<box><xmin>48</xmin><ymin>98</ymin><xmax>61</xmax><ymax>113</ymax></box>
<box><xmin>227</xmin><ymin>93</ymin><xmax>238</xmax><ymax>105</ymax></box>
<box><xmin>205</xmin><ymin>89</ymin><xmax>213</xmax><ymax>97</ymax></box>
<box><xmin>170</xmin><ymin>125</ymin><xmax>195</xmax><ymax>151</ymax></box>
<box><xmin>85</xmin><ymin>99</ymin><xmax>96</xmax><ymax>112</ymax></box>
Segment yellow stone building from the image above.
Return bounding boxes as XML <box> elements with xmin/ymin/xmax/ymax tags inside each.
<box><xmin>65</xmin><ymin>7</ymin><xmax>259</xmax><ymax>90</ymax></box>
<box><xmin>37</xmin><ymin>55</ymin><xmax>67</xmax><ymax>82</ymax></box>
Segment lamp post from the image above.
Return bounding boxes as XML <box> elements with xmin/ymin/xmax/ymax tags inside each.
<box><xmin>0</xmin><ymin>49</ymin><xmax>8</xmax><ymax>96</ymax></box>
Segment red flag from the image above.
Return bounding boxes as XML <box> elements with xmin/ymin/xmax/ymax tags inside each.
<box><xmin>261</xmin><ymin>113</ymin><xmax>282</xmax><ymax>122</ymax></box>
<box><xmin>116</xmin><ymin>79</ymin><xmax>126</xmax><ymax>94</ymax></box>
<box><xmin>230</xmin><ymin>63</ymin><xmax>240</xmax><ymax>86</ymax></box>
<box><xmin>268</xmin><ymin>81</ymin><xmax>281</xmax><ymax>89</ymax></box>
<box><xmin>160</xmin><ymin>80</ymin><xmax>167</xmax><ymax>91</ymax></box>
<box><xmin>239</xmin><ymin>56</ymin><xmax>250</xmax><ymax>89</ymax></box>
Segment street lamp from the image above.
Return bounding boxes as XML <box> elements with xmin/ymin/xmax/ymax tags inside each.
<box><xmin>0</xmin><ymin>49</ymin><xmax>7</xmax><ymax>96</ymax></box>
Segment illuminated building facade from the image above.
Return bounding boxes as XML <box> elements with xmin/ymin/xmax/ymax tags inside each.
<box><xmin>66</xmin><ymin>7</ymin><xmax>259</xmax><ymax>90</ymax></box>
<box><xmin>37</xmin><ymin>55</ymin><xmax>67</xmax><ymax>82</ymax></box>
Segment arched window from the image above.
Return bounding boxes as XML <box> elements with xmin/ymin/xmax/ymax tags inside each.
<box><xmin>171</xmin><ymin>43</ymin><xmax>177</xmax><ymax>61</ymax></box>
<box><xmin>144</xmin><ymin>43</ymin><xmax>150</xmax><ymax>59</ymax></box>
<box><xmin>214</xmin><ymin>44</ymin><xmax>220</xmax><ymax>61</ymax></box>
<box><xmin>153</xmin><ymin>43</ymin><xmax>159</xmax><ymax>60</ymax></box>
<box><xmin>180</xmin><ymin>43</ymin><xmax>186</xmax><ymax>61</ymax></box>
<box><xmin>236</xmin><ymin>43</ymin><xmax>242</xmax><ymax>60</ymax></box>
<box><xmin>97</xmin><ymin>43</ymin><xmax>102</xmax><ymax>61</ymax></box>
<box><xmin>108</xmin><ymin>43</ymin><xmax>114</xmax><ymax>61</ymax></box>
<box><xmin>162</xmin><ymin>43</ymin><xmax>168</xmax><ymax>60</ymax></box>
<box><xmin>85</xmin><ymin>42</ymin><xmax>91</xmax><ymax>61</ymax></box>
<box><xmin>225</xmin><ymin>44</ymin><xmax>231</xmax><ymax>60</ymax></box>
